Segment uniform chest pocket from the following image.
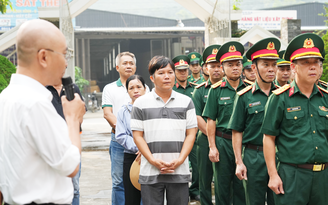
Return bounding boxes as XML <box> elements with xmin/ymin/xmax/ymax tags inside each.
<box><xmin>218</xmin><ymin>99</ymin><xmax>233</xmax><ymax>116</ymax></box>
<box><xmin>285</xmin><ymin>111</ymin><xmax>305</xmax><ymax>129</ymax></box>
<box><xmin>247</xmin><ymin>105</ymin><xmax>264</xmax><ymax>123</ymax></box>
<box><xmin>317</xmin><ymin>110</ymin><xmax>328</xmax><ymax>131</ymax></box>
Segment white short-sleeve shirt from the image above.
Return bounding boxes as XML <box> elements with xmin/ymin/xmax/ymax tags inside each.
<box><xmin>0</xmin><ymin>74</ymin><xmax>80</xmax><ymax>204</ymax></box>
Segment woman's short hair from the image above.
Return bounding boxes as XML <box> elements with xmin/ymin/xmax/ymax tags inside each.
<box><xmin>126</xmin><ymin>75</ymin><xmax>146</xmax><ymax>90</ymax></box>
<box><xmin>148</xmin><ymin>56</ymin><xmax>175</xmax><ymax>76</ymax></box>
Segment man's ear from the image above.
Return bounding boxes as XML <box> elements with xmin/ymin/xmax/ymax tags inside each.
<box><xmin>116</xmin><ymin>65</ymin><xmax>119</xmax><ymax>72</ymax></box>
<box><xmin>290</xmin><ymin>62</ymin><xmax>296</xmax><ymax>73</ymax></box>
<box><xmin>251</xmin><ymin>63</ymin><xmax>257</xmax><ymax>74</ymax></box>
<box><xmin>38</xmin><ymin>49</ymin><xmax>48</xmax><ymax>68</ymax></box>
<box><xmin>150</xmin><ymin>75</ymin><xmax>154</xmax><ymax>83</ymax></box>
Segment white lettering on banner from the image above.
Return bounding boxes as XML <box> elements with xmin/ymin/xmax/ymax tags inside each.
<box><xmin>238</xmin><ymin>10</ymin><xmax>297</xmax><ymax>30</ymax></box>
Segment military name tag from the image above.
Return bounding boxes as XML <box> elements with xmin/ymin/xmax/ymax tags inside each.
<box><xmin>287</xmin><ymin>106</ymin><xmax>301</xmax><ymax>112</ymax></box>
<box><xmin>319</xmin><ymin>106</ymin><xmax>328</xmax><ymax>111</ymax></box>
<box><xmin>204</xmin><ymin>95</ymin><xmax>208</xmax><ymax>98</ymax></box>
<box><xmin>220</xmin><ymin>97</ymin><xmax>230</xmax><ymax>100</ymax></box>
<box><xmin>249</xmin><ymin>101</ymin><xmax>261</xmax><ymax>107</ymax></box>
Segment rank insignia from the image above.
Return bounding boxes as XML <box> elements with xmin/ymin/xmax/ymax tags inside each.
<box><xmin>267</xmin><ymin>42</ymin><xmax>275</xmax><ymax>50</ymax></box>
<box><xmin>303</xmin><ymin>38</ymin><xmax>314</xmax><ymax>49</ymax></box>
<box><xmin>229</xmin><ymin>45</ymin><xmax>236</xmax><ymax>52</ymax></box>
<box><xmin>212</xmin><ymin>48</ymin><xmax>218</xmax><ymax>55</ymax></box>
<box><xmin>237</xmin><ymin>85</ymin><xmax>252</xmax><ymax>96</ymax></box>
<box><xmin>212</xmin><ymin>80</ymin><xmax>222</xmax><ymax>89</ymax></box>
<box><xmin>317</xmin><ymin>85</ymin><xmax>328</xmax><ymax>94</ymax></box>
<box><xmin>272</xmin><ymin>84</ymin><xmax>290</xmax><ymax>95</ymax></box>
<box><xmin>287</xmin><ymin>106</ymin><xmax>301</xmax><ymax>112</ymax></box>
<box><xmin>221</xmin><ymin>81</ymin><xmax>226</xmax><ymax>87</ymax></box>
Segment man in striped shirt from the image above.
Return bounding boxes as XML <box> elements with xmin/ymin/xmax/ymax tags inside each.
<box><xmin>131</xmin><ymin>56</ymin><xmax>198</xmax><ymax>205</ymax></box>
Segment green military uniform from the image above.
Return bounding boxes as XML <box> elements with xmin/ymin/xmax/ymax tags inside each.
<box><xmin>202</xmin><ymin>42</ymin><xmax>246</xmax><ymax>205</ymax></box>
<box><xmin>188</xmin><ymin>52</ymin><xmax>206</xmax><ymax>84</ymax></box>
<box><xmin>261</xmin><ymin>33</ymin><xmax>328</xmax><ymax>205</ymax></box>
<box><xmin>227</xmin><ymin>37</ymin><xmax>281</xmax><ymax>205</ymax></box>
<box><xmin>172</xmin><ymin>55</ymin><xmax>199</xmax><ymax>200</ymax></box>
<box><xmin>192</xmin><ymin>80</ymin><xmax>213</xmax><ymax>205</ymax></box>
<box><xmin>318</xmin><ymin>80</ymin><xmax>328</xmax><ymax>89</ymax></box>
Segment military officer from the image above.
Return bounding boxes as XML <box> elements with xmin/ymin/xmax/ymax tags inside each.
<box><xmin>192</xmin><ymin>44</ymin><xmax>223</xmax><ymax>205</ymax></box>
<box><xmin>227</xmin><ymin>37</ymin><xmax>281</xmax><ymax>205</ymax></box>
<box><xmin>203</xmin><ymin>42</ymin><xmax>246</xmax><ymax>205</ymax></box>
<box><xmin>242</xmin><ymin>56</ymin><xmax>256</xmax><ymax>85</ymax></box>
<box><xmin>172</xmin><ymin>55</ymin><xmax>199</xmax><ymax>201</ymax></box>
<box><xmin>274</xmin><ymin>50</ymin><xmax>291</xmax><ymax>87</ymax></box>
<box><xmin>188</xmin><ymin>52</ymin><xmax>206</xmax><ymax>84</ymax></box>
<box><xmin>261</xmin><ymin>33</ymin><xmax>328</xmax><ymax>205</ymax></box>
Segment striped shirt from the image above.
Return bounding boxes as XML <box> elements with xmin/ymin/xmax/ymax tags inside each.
<box><xmin>131</xmin><ymin>89</ymin><xmax>197</xmax><ymax>184</ymax></box>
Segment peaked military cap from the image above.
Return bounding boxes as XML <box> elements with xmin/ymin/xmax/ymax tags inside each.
<box><xmin>245</xmin><ymin>37</ymin><xmax>281</xmax><ymax>61</ymax></box>
<box><xmin>277</xmin><ymin>50</ymin><xmax>291</xmax><ymax>66</ymax></box>
<box><xmin>202</xmin><ymin>45</ymin><xmax>221</xmax><ymax>64</ymax></box>
<box><xmin>172</xmin><ymin>55</ymin><xmax>190</xmax><ymax>70</ymax></box>
<box><xmin>199</xmin><ymin>56</ymin><xmax>204</xmax><ymax>67</ymax></box>
<box><xmin>242</xmin><ymin>55</ymin><xmax>252</xmax><ymax>69</ymax></box>
<box><xmin>216</xmin><ymin>41</ymin><xmax>244</xmax><ymax>63</ymax></box>
<box><xmin>284</xmin><ymin>33</ymin><xmax>324</xmax><ymax>62</ymax></box>
<box><xmin>188</xmin><ymin>52</ymin><xmax>201</xmax><ymax>65</ymax></box>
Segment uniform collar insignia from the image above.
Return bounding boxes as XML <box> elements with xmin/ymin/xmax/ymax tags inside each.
<box><xmin>289</xmin><ymin>86</ymin><xmax>295</xmax><ymax>97</ymax></box>
<box><xmin>221</xmin><ymin>81</ymin><xmax>226</xmax><ymax>87</ymax></box>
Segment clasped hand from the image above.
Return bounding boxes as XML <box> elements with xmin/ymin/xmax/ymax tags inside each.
<box><xmin>152</xmin><ymin>158</ymin><xmax>182</xmax><ymax>174</ymax></box>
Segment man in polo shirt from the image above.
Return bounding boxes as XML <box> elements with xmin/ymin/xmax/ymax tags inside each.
<box><xmin>131</xmin><ymin>55</ymin><xmax>198</xmax><ymax>205</ymax></box>
<box><xmin>102</xmin><ymin>52</ymin><xmax>137</xmax><ymax>205</ymax></box>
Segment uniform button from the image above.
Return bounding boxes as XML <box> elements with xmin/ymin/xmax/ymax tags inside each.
<box><xmin>294</xmin><ymin>116</ymin><xmax>297</xmax><ymax>120</ymax></box>
<box><xmin>313</xmin><ymin>130</ymin><xmax>316</xmax><ymax>134</ymax></box>
<box><xmin>326</xmin><ymin>115</ymin><xmax>328</xmax><ymax>118</ymax></box>
<box><xmin>311</xmin><ymin>114</ymin><xmax>313</xmax><ymax>117</ymax></box>
<box><xmin>224</xmin><ymin>102</ymin><xmax>226</xmax><ymax>105</ymax></box>
<box><xmin>316</xmin><ymin>147</ymin><xmax>318</xmax><ymax>150</ymax></box>
<box><xmin>255</xmin><ymin>110</ymin><xmax>258</xmax><ymax>114</ymax></box>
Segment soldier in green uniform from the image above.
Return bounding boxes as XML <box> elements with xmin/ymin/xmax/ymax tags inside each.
<box><xmin>274</xmin><ymin>50</ymin><xmax>291</xmax><ymax>87</ymax></box>
<box><xmin>200</xmin><ymin>57</ymin><xmax>210</xmax><ymax>82</ymax></box>
<box><xmin>171</xmin><ymin>55</ymin><xmax>199</xmax><ymax>201</ymax></box>
<box><xmin>242</xmin><ymin>56</ymin><xmax>256</xmax><ymax>85</ymax></box>
<box><xmin>316</xmin><ymin>54</ymin><xmax>327</xmax><ymax>89</ymax></box>
<box><xmin>203</xmin><ymin>42</ymin><xmax>246</xmax><ymax>205</ymax></box>
<box><xmin>192</xmin><ymin>45</ymin><xmax>223</xmax><ymax>205</ymax></box>
<box><xmin>261</xmin><ymin>33</ymin><xmax>328</xmax><ymax>205</ymax></box>
<box><xmin>188</xmin><ymin>52</ymin><xmax>206</xmax><ymax>84</ymax></box>
<box><xmin>227</xmin><ymin>37</ymin><xmax>281</xmax><ymax>205</ymax></box>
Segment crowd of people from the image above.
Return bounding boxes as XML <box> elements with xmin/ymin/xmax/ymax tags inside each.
<box><xmin>0</xmin><ymin>19</ymin><xmax>327</xmax><ymax>205</ymax></box>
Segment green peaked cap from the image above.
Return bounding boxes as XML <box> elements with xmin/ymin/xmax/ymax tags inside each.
<box><xmin>277</xmin><ymin>50</ymin><xmax>290</xmax><ymax>66</ymax></box>
<box><xmin>245</xmin><ymin>37</ymin><xmax>281</xmax><ymax>61</ymax></box>
<box><xmin>199</xmin><ymin>56</ymin><xmax>204</xmax><ymax>66</ymax></box>
<box><xmin>172</xmin><ymin>55</ymin><xmax>190</xmax><ymax>70</ymax></box>
<box><xmin>284</xmin><ymin>33</ymin><xmax>324</xmax><ymax>62</ymax></box>
<box><xmin>242</xmin><ymin>55</ymin><xmax>252</xmax><ymax>69</ymax></box>
<box><xmin>202</xmin><ymin>45</ymin><xmax>221</xmax><ymax>64</ymax></box>
<box><xmin>216</xmin><ymin>41</ymin><xmax>244</xmax><ymax>63</ymax></box>
<box><xmin>187</xmin><ymin>52</ymin><xmax>201</xmax><ymax>65</ymax></box>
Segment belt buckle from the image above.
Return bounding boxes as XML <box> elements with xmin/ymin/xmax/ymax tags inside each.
<box><xmin>313</xmin><ymin>164</ymin><xmax>323</xmax><ymax>171</ymax></box>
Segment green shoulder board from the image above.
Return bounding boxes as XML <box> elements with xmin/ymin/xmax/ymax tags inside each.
<box><xmin>195</xmin><ymin>82</ymin><xmax>206</xmax><ymax>89</ymax></box>
<box><xmin>272</xmin><ymin>84</ymin><xmax>290</xmax><ymax>95</ymax></box>
<box><xmin>317</xmin><ymin>85</ymin><xmax>328</xmax><ymax>94</ymax></box>
<box><xmin>211</xmin><ymin>80</ymin><xmax>222</xmax><ymax>89</ymax></box>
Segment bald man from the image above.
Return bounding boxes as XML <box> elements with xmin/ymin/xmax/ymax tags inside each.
<box><xmin>0</xmin><ymin>19</ymin><xmax>85</xmax><ymax>205</ymax></box>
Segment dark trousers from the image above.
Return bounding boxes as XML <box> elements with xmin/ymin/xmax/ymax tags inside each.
<box><xmin>189</xmin><ymin>141</ymin><xmax>200</xmax><ymax>197</ymax></box>
<box><xmin>123</xmin><ymin>153</ymin><xmax>142</xmax><ymax>205</ymax></box>
<box><xmin>141</xmin><ymin>183</ymin><xmax>189</xmax><ymax>205</ymax></box>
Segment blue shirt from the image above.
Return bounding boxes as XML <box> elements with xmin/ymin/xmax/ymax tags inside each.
<box><xmin>115</xmin><ymin>104</ymin><xmax>138</xmax><ymax>154</ymax></box>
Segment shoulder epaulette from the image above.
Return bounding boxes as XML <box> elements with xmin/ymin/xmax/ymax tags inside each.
<box><xmin>274</xmin><ymin>83</ymin><xmax>281</xmax><ymax>88</ymax></box>
<box><xmin>237</xmin><ymin>85</ymin><xmax>252</xmax><ymax>96</ymax></box>
<box><xmin>317</xmin><ymin>85</ymin><xmax>328</xmax><ymax>94</ymax></box>
<box><xmin>195</xmin><ymin>82</ymin><xmax>206</xmax><ymax>89</ymax></box>
<box><xmin>211</xmin><ymin>80</ymin><xmax>222</xmax><ymax>89</ymax></box>
<box><xmin>189</xmin><ymin>82</ymin><xmax>198</xmax><ymax>86</ymax></box>
<box><xmin>319</xmin><ymin>80</ymin><xmax>328</xmax><ymax>86</ymax></box>
<box><xmin>272</xmin><ymin>84</ymin><xmax>291</xmax><ymax>95</ymax></box>
<box><xmin>187</xmin><ymin>76</ymin><xmax>191</xmax><ymax>79</ymax></box>
<box><xmin>194</xmin><ymin>77</ymin><xmax>200</xmax><ymax>83</ymax></box>
<box><xmin>243</xmin><ymin>79</ymin><xmax>254</xmax><ymax>85</ymax></box>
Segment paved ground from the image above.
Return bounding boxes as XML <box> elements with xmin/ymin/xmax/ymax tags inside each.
<box><xmin>79</xmin><ymin>110</ymin><xmax>202</xmax><ymax>205</ymax></box>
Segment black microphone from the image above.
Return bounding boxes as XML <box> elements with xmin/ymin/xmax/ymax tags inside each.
<box><xmin>62</xmin><ymin>77</ymin><xmax>75</xmax><ymax>101</ymax></box>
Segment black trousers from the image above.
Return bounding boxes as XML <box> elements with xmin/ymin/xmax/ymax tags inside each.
<box><xmin>123</xmin><ymin>152</ymin><xmax>142</xmax><ymax>205</ymax></box>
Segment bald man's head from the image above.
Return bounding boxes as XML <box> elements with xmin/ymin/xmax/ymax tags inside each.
<box><xmin>16</xmin><ymin>19</ymin><xmax>66</xmax><ymax>66</ymax></box>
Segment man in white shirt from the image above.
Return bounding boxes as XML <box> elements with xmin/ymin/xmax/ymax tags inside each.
<box><xmin>0</xmin><ymin>19</ymin><xmax>85</xmax><ymax>205</ymax></box>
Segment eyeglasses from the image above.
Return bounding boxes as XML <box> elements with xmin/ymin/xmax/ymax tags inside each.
<box><xmin>39</xmin><ymin>48</ymin><xmax>72</xmax><ymax>62</ymax></box>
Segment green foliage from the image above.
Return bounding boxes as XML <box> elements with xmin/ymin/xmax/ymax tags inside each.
<box><xmin>319</xmin><ymin>3</ymin><xmax>328</xmax><ymax>82</ymax></box>
<box><xmin>0</xmin><ymin>55</ymin><xmax>16</xmax><ymax>93</ymax></box>
<box><xmin>0</xmin><ymin>0</ymin><xmax>13</xmax><ymax>14</ymax></box>
<box><xmin>75</xmin><ymin>66</ymin><xmax>89</xmax><ymax>95</ymax></box>
<box><xmin>232</xmin><ymin>29</ymin><xmax>247</xmax><ymax>37</ymax></box>
<box><xmin>232</xmin><ymin>0</ymin><xmax>242</xmax><ymax>10</ymax></box>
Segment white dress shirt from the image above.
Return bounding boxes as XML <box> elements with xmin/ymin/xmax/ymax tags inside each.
<box><xmin>0</xmin><ymin>74</ymin><xmax>80</xmax><ymax>204</ymax></box>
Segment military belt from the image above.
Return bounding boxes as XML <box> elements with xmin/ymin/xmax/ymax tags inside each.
<box><xmin>215</xmin><ymin>130</ymin><xmax>232</xmax><ymax>140</ymax></box>
<box><xmin>284</xmin><ymin>162</ymin><xmax>328</xmax><ymax>172</ymax></box>
<box><xmin>245</xmin><ymin>144</ymin><xmax>263</xmax><ymax>152</ymax></box>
